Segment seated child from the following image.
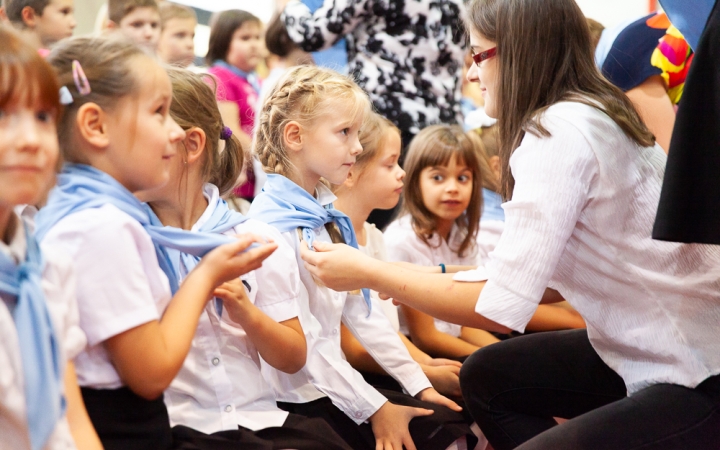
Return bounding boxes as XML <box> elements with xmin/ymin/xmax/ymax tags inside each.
<box><xmin>157</xmin><ymin>2</ymin><xmax>196</xmax><ymax>68</ymax></box>
<box><xmin>2</xmin><ymin>0</ymin><xmax>75</xmax><ymax>51</ymax></box>
<box><xmin>0</xmin><ymin>26</ymin><xmax>100</xmax><ymax>450</ymax></box>
<box><xmin>384</xmin><ymin>125</ymin><xmax>501</xmax><ymax>359</ymax></box>
<box><xmin>249</xmin><ymin>65</ymin><xmax>478</xmax><ymax>450</ymax></box>
<box><xmin>38</xmin><ymin>36</ymin><xmax>274</xmax><ymax>450</ymax></box>
<box><xmin>106</xmin><ymin>0</ymin><xmax>160</xmax><ymax>53</ymax></box>
<box><xmin>333</xmin><ymin>112</ymin><xmax>465</xmax><ymax>398</ymax></box>
<box><xmin>142</xmin><ymin>67</ymin><xmax>351</xmax><ymax>450</ymax></box>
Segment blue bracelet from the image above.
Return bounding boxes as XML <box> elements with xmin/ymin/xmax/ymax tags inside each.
<box><xmin>439</xmin><ymin>263</ymin><xmax>446</xmax><ymax>274</ymax></box>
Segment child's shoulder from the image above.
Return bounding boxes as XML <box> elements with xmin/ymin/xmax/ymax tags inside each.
<box><xmin>383</xmin><ymin>215</ymin><xmax>420</xmax><ymax>244</ymax></box>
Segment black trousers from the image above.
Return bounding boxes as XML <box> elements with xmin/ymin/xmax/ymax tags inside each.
<box><xmin>460</xmin><ymin>329</ymin><xmax>720</xmax><ymax>450</ymax></box>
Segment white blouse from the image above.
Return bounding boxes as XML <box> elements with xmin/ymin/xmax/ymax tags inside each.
<box><xmin>42</xmin><ymin>204</ymin><xmax>172</xmax><ymax>389</ymax></box>
<box><xmin>358</xmin><ymin>222</ymin><xmax>400</xmax><ymax>332</ymax></box>
<box><xmin>474</xmin><ymin>101</ymin><xmax>720</xmax><ymax>394</ymax></box>
<box><xmin>0</xmin><ymin>213</ymin><xmax>86</xmax><ymax>450</ymax></box>
<box><xmin>164</xmin><ymin>184</ymin><xmax>301</xmax><ymax>433</ymax></box>
<box><xmin>260</xmin><ymin>184</ymin><xmax>431</xmax><ymax>424</ymax></box>
<box><xmin>384</xmin><ymin>215</ymin><xmax>477</xmax><ymax>337</ymax></box>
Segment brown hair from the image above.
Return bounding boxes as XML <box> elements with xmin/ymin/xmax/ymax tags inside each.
<box><xmin>465</xmin><ymin>0</ymin><xmax>654</xmax><ymax>199</ymax></box>
<box><xmin>3</xmin><ymin>0</ymin><xmax>49</xmax><ymax>25</ymax></box>
<box><xmin>586</xmin><ymin>18</ymin><xmax>605</xmax><ymax>51</ymax></box>
<box><xmin>255</xmin><ymin>65</ymin><xmax>371</xmax><ymax>178</ymax></box>
<box><xmin>0</xmin><ymin>25</ymin><xmax>59</xmax><ymax>116</ymax></box>
<box><xmin>166</xmin><ymin>67</ymin><xmax>244</xmax><ymax>196</ymax></box>
<box><xmin>47</xmin><ymin>36</ymin><xmax>145</xmax><ymax>161</ymax></box>
<box><xmin>206</xmin><ymin>9</ymin><xmax>260</xmax><ymax>65</ymax></box>
<box><xmin>466</xmin><ymin>130</ymin><xmax>500</xmax><ymax>193</ymax></box>
<box><xmin>402</xmin><ymin>125</ymin><xmax>482</xmax><ymax>258</ymax></box>
<box><xmin>159</xmin><ymin>2</ymin><xmax>196</xmax><ymax>29</ymax></box>
<box><xmin>265</xmin><ymin>13</ymin><xmax>297</xmax><ymax>58</ymax></box>
<box><xmin>108</xmin><ymin>0</ymin><xmax>159</xmax><ymax>24</ymax></box>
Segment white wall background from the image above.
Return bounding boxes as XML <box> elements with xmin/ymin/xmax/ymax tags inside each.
<box><xmin>576</xmin><ymin>0</ymin><xmax>653</xmax><ymax>29</ymax></box>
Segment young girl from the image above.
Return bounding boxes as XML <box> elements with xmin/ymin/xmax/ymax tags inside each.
<box><xmin>142</xmin><ymin>67</ymin><xmax>350</xmax><ymax>450</ymax></box>
<box><xmin>249</xmin><ymin>65</ymin><xmax>477</xmax><ymax>450</ymax></box>
<box><xmin>0</xmin><ymin>26</ymin><xmax>101</xmax><ymax>450</ymax></box>
<box><xmin>35</xmin><ymin>36</ymin><xmax>276</xmax><ymax>450</ymax></box>
<box><xmin>207</xmin><ymin>9</ymin><xmax>263</xmax><ymax>202</ymax></box>
<box><xmin>333</xmin><ymin>113</ymin><xmax>465</xmax><ymax>398</ymax></box>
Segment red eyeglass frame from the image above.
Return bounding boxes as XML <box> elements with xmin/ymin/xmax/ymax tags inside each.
<box><xmin>471</xmin><ymin>47</ymin><xmax>497</xmax><ymax>65</ymax></box>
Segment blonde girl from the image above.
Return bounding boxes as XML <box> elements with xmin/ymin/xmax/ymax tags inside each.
<box><xmin>142</xmin><ymin>67</ymin><xmax>351</xmax><ymax>450</ymax></box>
<box><xmin>333</xmin><ymin>114</ymin><xmax>465</xmax><ymax>398</ymax></box>
<box><xmin>35</xmin><ymin>36</ymin><xmax>275</xmax><ymax>450</ymax></box>
<box><xmin>248</xmin><ymin>65</ymin><xmax>478</xmax><ymax>450</ymax></box>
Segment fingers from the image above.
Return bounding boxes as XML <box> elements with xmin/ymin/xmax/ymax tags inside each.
<box><xmin>299</xmin><ymin>241</ymin><xmax>320</xmax><ymax>266</ymax></box>
<box><xmin>378</xmin><ymin>293</ymin><xmax>391</xmax><ymax>300</ymax></box>
<box><xmin>411</xmin><ymin>407</ymin><xmax>434</xmax><ymax>418</ymax></box>
<box><xmin>234</xmin><ymin>242</ymin><xmax>278</xmax><ymax>267</ymax></box>
<box><xmin>446</xmin><ymin>365</ymin><xmax>461</xmax><ymax>376</ymax></box>
<box><xmin>402</xmin><ymin>433</ymin><xmax>417</xmax><ymax>450</ymax></box>
<box><xmin>213</xmin><ymin>288</ymin><xmax>231</xmax><ymax>299</ymax></box>
<box><xmin>432</xmin><ymin>358</ymin><xmax>463</xmax><ymax>368</ymax></box>
<box><xmin>436</xmin><ymin>395</ymin><xmax>462</xmax><ymax>412</ymax></box>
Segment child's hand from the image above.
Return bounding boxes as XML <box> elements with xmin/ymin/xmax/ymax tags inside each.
<box><xmin>369</xmin><ymin>401</ymin><xmax>433</xmax><ymax>450</ymax></box>
<box><xmin>416</xmin><ymin>387</ymin><xmax>462</xmax><ymax>412</ymax></box>
<box><xmin>421</xmin><ymin>364</ymin><xmax>462</xmax><ymax>399</ymax></box>
<box><xmin>214</xmin><ymin>279</ymin><xmax>252</xmax><ymax>325</ymax></box>
<box><xmin>197</xmin><ymin>234</ymin><xmax>277</xmax><ymax>287</ymax></box>
<box><xmin>425</xmin><ymin>358</ymin><xmax>463</xmax><ymax>368</ymax></box>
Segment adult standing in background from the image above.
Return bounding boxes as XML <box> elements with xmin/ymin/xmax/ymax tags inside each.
<box><xmin>277</xmin><ymin>0</ymin><xmax>467</xmax><ymax>228</ymax></box>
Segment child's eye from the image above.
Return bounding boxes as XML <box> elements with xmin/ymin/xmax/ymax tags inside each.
<box><xmin>340</xmin><ymin>128</ymin><xmax>349</xmax><ymax>136</ymax></box>
<box><xmin>432</xmin><ymin>174</ymin><xmax>444</xmax><ymax>182</ymax></box>
<box><xmin>36</xmin><ymin>110</ymin><xmax>53</xmax><ymax>123</ymax></box>
<box><xmin>458</xmin><ymin>174</ymin><xmax>471</xmax><ymax>183</ymax></box>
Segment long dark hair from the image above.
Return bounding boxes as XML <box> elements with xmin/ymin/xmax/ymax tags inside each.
<box><xmin>206</xmin><ymin>10</ymin><xmax>260</xmax><ymax>65</ymax></box>
<box><xmin>465</xmin><ymin>0</ymin><xmax>655</xmax><ymax>199</ymax></box>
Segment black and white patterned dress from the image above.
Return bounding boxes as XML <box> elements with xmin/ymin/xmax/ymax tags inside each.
<box><xmin>283</xmin><ymin>0</ymin><xmax>467</xmax><ymax>147</ymax></box>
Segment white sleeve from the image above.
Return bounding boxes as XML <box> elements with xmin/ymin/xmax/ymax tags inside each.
<box><xmin>46</xmin><ymin>219</ymin><xmax>161</xmax><ymax>346</ymax></box>
<box><xmin>384</xmin><ymin>228</ymin><xmax>433</xmax><ymax>266</ymax></box>
<box><xmin>476</xmin><ymin>117</ymin><xmax>598</xmax><ymax>332</ymax></box>
<box><xmin>283</xmin><ymin>0</ymin><xmax>370</xmax><ymax>52</ymax></box>
<box><xmin>342</xmin><ymin>294</ymin><xmax>432</xmax><ymax>396</ymax></box>
<box><xmin>250</xmin><ymin>227</ymin><xmax>301</xmax><ymax>323</ymax></box>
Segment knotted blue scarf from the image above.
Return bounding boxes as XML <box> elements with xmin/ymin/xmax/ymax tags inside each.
<box><xmin>0</xmin><ymin>221</ymin><xmax>64</xmax><ymax>450</ymax></box>
<box><xmin>248</xmin><ymin>174</ymin><xmax>371</xmax><ymax>313</ymax></box>
<box><xmin>35</xmin><ymin>164</ymin><xmax>236</xmax><ymax>296</ymax></box>
<box><xmin>155</xmin><ymin>187</ymin><xmax>249</xmax><ymax>316</ymax></box>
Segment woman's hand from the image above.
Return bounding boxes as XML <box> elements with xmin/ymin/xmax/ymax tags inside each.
<box><xmin>416</xmin><ymin>387</ymin><xmax>462</xmax><ymax>412</ymax></box>
<box><xmin>369</xmin><ymin>401</ymin><xmax>433</xmax><ymax>450</ymax></box>
<box><xmin>197</xmin><ymin>234</ymin><xmax>277</xmax><ymax>287</ymax></box>
<box><xmin>300</xmin><ymin>241</ymin><xmax>375</xmax><ymax>291</ymax></box>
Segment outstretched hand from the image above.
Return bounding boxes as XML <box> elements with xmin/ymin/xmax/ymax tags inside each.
<box><xmin>416</xmin><ymin>387</ymin><xmax>462</xmax><ymax>412</ymax></box>
<box><xmin>369</xmin><ymin>401</ymin><xmax>434</xmax><ymax>450</ymax></box>
<box><xmin>300</xmin><ymin>240</ymin><xmax>376</xmax><ymax>292</ymax></box>
<box><xmin>199</xmin><ymin>233</ymin><xmax>277</xmax><ymax>287</ymax></box>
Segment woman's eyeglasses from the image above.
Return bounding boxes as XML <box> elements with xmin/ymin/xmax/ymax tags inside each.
<box><xmin>471</xmin><ymin>47</ymin><xmax>497</xmax><ymax>65</ymax></box>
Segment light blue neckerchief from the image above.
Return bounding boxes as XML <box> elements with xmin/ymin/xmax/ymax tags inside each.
<box><xmin>482</xmin><ymin>188</ymin><xmax>505</xmax><ymax>222</ymax></box>
<box><xmin>212</xmin><ymin>60</ymin><xmax>261</xmax><ymax>93</ymax></box>
<box><xmin>34</xmin><ymin>164</ymin><xmax>236</xmax><ymax>297</ymax></box>
<box><xmin>248</xmin><ymin>174</ymin><xmax>371</xmax><ymax>313</ymax></box>
<box><xmin>0</xmin><ymin>221</ymin><xmax>64</xmax><ymax>450</ymax></box>
<box><xmin>159</xmin><ymin>187</ymin><xmax>249</xmax><ymax>316</ymax></box>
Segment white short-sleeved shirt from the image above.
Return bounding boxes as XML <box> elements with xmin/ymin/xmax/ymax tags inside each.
<box><xmin>358</xmin><ymin>222</ymin><xmax>400</xmax><ymax>332</ymax></box>
<box><xmin>259</xmin><ymin>184</ymin><xmax>431</xmax><ymax>424</ymax></box>
<box><xmin>384</xmin><ymin>215</ymin><xmax>477</xmax><ymax>337</ymax></box>
<box><xmin>474</xmin><ymin>101</ymin><xmax>720</xmax><ymax>394</ymax></box>
<box><xmin>0</xmin><ymin>213</ymin><xmax>87</xmax><ymax>450</ymax></box>
<box><xmin>42</xmin><ymin>204</ymin><xmax>172</xmax><ymax>389</ymax></box>
<box><xmin>164</xmin><ymin>184</ymin><xmax>301</xmax><ymax>433</ymax></box>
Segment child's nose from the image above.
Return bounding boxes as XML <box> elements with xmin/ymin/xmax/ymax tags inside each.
<box><xmin>17</xmin><ymin>113</ymin><xmax>41</xmax><ymax>152</ymax></box>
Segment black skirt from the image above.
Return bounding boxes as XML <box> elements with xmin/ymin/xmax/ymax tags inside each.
<box><xmin>171</xmin><ymin>413</ymin><xmax>352</xmax><ymax>450</ymax></box>
<box><xmin>278</xmin><ymin>389</ymin><xmax>478</xmax><ymax>450</ymax></box>
<box><xmin>81</xmin><ymin>387</ymin><xmax>172</xmax><ymax>450</ymax></box>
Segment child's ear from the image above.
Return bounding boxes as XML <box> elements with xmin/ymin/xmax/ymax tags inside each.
<box><xmin>489</xmin><ymin>155</ymin><xmax>501</xmax><ymax>180</ymax></box>
<box><xmin>0</xmin><ymin>7</ymin><xmax>8</xmax><ymax>22</ymax></box>
<box><xmin>20</xmin><ymin>6</ymin><xmax>37</xmax><ymax>28</ymax></box>
<box><xmin>184</xmin><ymin>127</ymin><xmax>206</xmax><ymax>165</ymax></box>
<box><xmin>344</xmin><ymin>167</ymin><xmax>356</xmax><ymax>188</ymax></box>
<box><xmin>283</xmin><ymin>121</ymin><xmax>303</xmax><ymax>153</ymax></box>
<box><xmin>105</xmin><ymin>20</ymin><xmax>118</xmax><ymax>30</ymax></box>
<box><xmin>76</xmin><ymin>103</ymin><xmax>110</xmax><ymax>150</ymax></box>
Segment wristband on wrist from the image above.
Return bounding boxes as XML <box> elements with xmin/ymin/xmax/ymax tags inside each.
<box><xmin>439</xmin><ymin>263</ymin><xmax>446</xmax><ymax>274</ymax></box>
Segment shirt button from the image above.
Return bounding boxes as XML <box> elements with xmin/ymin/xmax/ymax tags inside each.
<box><xmin>212</xmin><ymin>357</ymin><xmax>220</xmax><ymax>366</ymax></box>
<box><xmin>225</xmin><ymin>405</ymin><xmax>232</xmax><ymax>413</ymax></box>
<box><xmin>332</xmin><ymin>328</ymin><xmax>338</xmax><ymax>335</ymax></box>
<box><xmin>355</xmin><ymin>411</ymin><xmax>363</xmax><ymax>419</ymax></box>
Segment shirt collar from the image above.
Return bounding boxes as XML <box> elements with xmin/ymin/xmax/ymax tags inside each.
<box><xmin>192</xmin><ymin>183</ymin><xmax>220</xmax><ymax>232</ymax></box>
<box><xmin>315</xmin><ymin>182</ymin><xmax>338</xmax><ymax>208</ymax></box>
<box><xmin>0</xmin><ymin>213</ymin><xmax>27</xmax><ymax>264</ymax></box>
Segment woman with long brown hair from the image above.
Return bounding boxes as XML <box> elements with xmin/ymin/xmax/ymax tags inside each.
<box><xmin>298</xmin><ymin>0</ymin><xmax>720</xmax><ymax>448</ymax></box>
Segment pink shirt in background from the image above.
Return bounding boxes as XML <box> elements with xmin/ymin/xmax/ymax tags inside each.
<box><xmin>208</xmin><ymin>64</ymin><xmax>258</xmax><ymax>136</ymax></box>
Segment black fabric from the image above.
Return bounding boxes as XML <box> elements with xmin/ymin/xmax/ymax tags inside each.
<box><xmin>171</xmin><ymin>413</ymin><xmax>352</xmax><ymax>450</ymax></box>
<box><xmin>460</xmin><ymin>329</ymin><xmax>720</xmax><ymax>450</ymax></box>
<box><xmin>653</xmin><ymin>0</ymin><xmax>720</xmax><ymax>244</ymax></box>
<box><xmin>358</xmin><ymin>370</ymin><xmax>404</xmax><ymax>393</ymax></box>
<box><xmin>81</xmin><ymin>386</ymin><xmax>173</xmax><ymax>450</ymax></box>
<box><xmin>278</xmin><ymin>389</ymin><xmax>478</xmax><ymax>450</ymax></box>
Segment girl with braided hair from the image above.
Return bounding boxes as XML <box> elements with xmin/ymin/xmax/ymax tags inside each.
<box><xmin>248</xmin><ymin>65</ymin><xmax>478</xmax><ymax>450</ymax></box>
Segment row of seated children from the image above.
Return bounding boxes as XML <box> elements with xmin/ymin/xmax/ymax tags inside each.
<box><xmin>1</xmin><ymin>28</ymin><xmax>488</xmax><ymax>450</ymax></box>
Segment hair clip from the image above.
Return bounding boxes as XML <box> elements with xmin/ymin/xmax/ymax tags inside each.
<box><xmin>59</xmin><ymin>86</ymin><xmax>74</xmax><ymax>105</ymax></box>
<box><xmin>220</xmin><ymin>126</ymin><xmax>233</xmax><ymax>141</ymax></box>
<box><xmin>71</xmin><ymin>60</ymin><xmax>91</xmax><ymax>96</ymax></box>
